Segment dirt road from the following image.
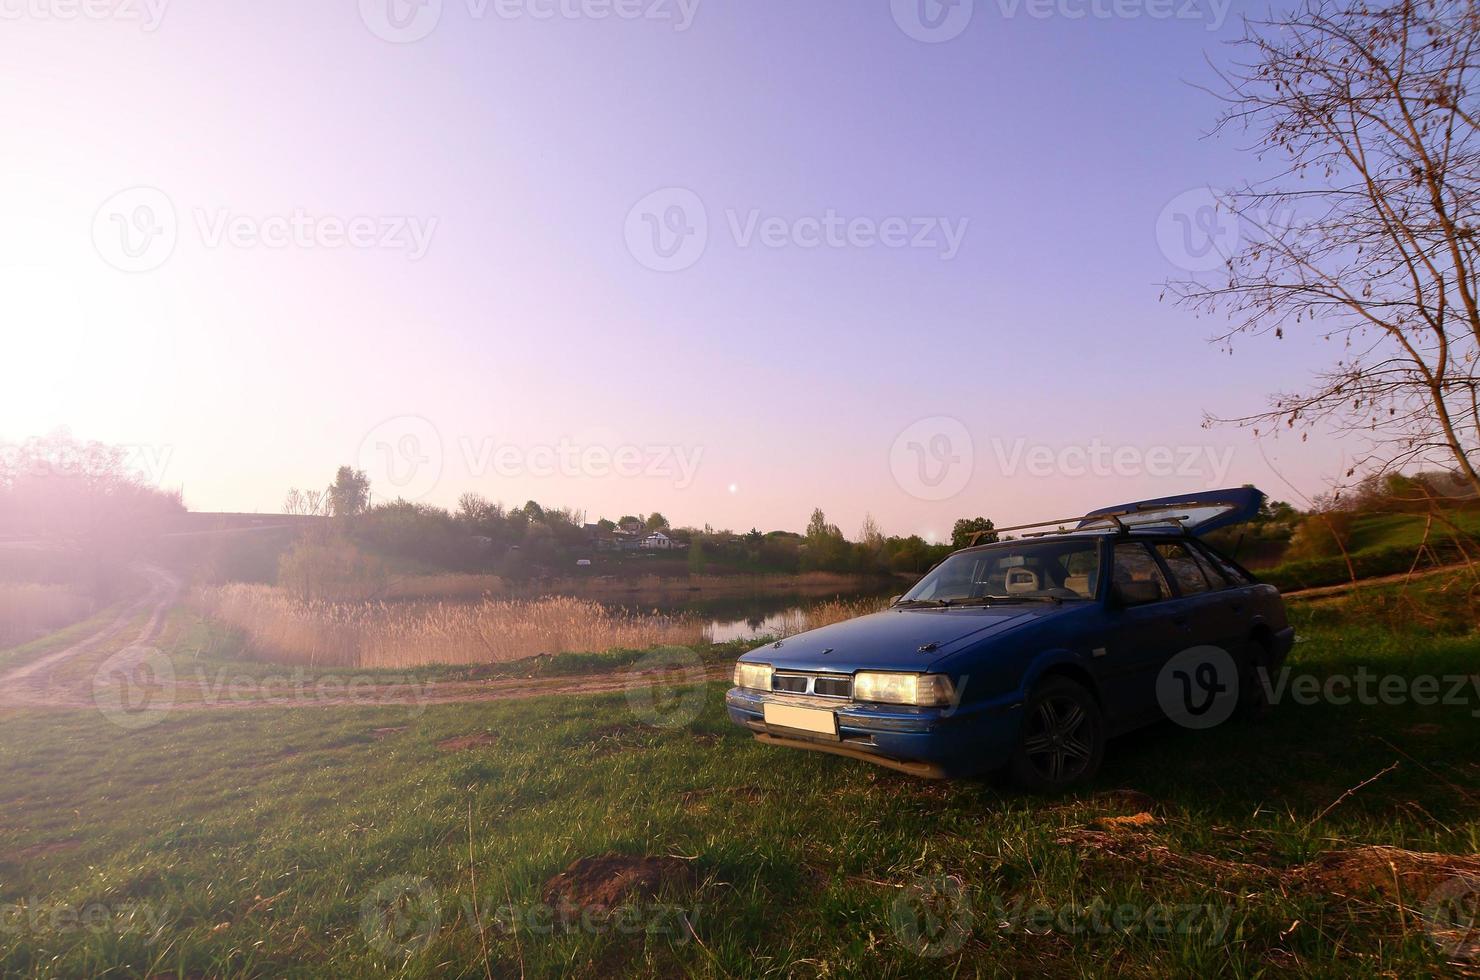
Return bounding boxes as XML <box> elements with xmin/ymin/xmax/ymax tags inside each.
<box><xmin>0</xmin><ymin>566</ymin><xmax>729</xmax><ymax>715</ymax></box>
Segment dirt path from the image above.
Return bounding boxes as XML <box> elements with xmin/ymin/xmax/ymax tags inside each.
<box><xmin>1281</xmin><ymin>561</ymin><xmax>1474</xmax><ymax>600</ymax></box>
<box><xmin>0</xmin><ymin>568</ymin><xmax>731</xmax><ymax>715</ymax></box>
<box><xmin>0</xmin><ymin>563</ymin><xmax>181</xmax><ymax>707</ymax></box>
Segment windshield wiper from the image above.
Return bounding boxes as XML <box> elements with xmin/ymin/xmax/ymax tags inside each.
<box><xmin>893</xmin><ymin>598</ymin><xmax>953</xmax><ymax>607</ymax></box>
<box><xmin>976</xmin><ymin>594</ymin><xmax>1065</xmax><ymax>605</ymax></box>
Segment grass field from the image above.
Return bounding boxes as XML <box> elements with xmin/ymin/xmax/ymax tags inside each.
<box><xmin>1</xmin><ymin>587</ymin><xmax>1478</xmax><ymax>977</ymax></box>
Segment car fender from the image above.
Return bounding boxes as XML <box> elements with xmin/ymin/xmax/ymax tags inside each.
<box><xmin>1017</xmin><ymin>647</ymin><xmax>1102</xmax><ymax>704</ymax></box>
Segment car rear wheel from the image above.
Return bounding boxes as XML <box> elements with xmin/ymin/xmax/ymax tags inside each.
<box><xmin>1008</xmin><ymin>676</ymin><xmax>1105</xmax><ymax>793</ymax></box>
<box><xmin>1235</xmin><ymin>635</ymin><xmax>1275</xmax><ymax>720</ymax></box>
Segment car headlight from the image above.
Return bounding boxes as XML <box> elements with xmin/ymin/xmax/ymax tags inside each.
<box><xmin>853</xmin><ymin>671</ymin><xmax>955</xmax><ymax>707</ymax></box>
<box><xmin>733</xmin><ymin>662</ymin><xmax>773</xmax><ymax>691</ymax></box>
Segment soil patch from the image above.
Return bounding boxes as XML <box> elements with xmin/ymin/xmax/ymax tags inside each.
<box><xmin>540</xmin><ymin>854</ymin><xmax>697</xmax><ymax>911</ymax></box>
<box><xmin>1296</xmin><ymin>845</ymin><xmax>1480</xmax><ymax>903</ymax></box>
<box><xmin>437</xmin><ymin>733</ymin><xmax>499</xmax><ymax>752</ymax></box>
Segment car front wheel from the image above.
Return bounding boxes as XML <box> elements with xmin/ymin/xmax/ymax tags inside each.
<box><xmin>1008</xmin><ymin>676</ymin><xmax>1105</xmax><ymax>793</ymax></box>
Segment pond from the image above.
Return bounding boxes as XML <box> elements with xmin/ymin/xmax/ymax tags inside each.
<box><xmin>613</xmin><ymin>588</ymin><xmax>899</xmax><ymax>645</ymax></box>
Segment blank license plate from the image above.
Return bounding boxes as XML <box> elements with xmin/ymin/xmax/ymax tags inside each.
<box><xmin>763</xmin><ymin>702</ymin><xmax>838</xmax><ymax>737</ymax></box>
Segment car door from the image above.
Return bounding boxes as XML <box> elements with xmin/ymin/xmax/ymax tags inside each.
<box><xmin>1098</xmin><ymin>541</ymin><xmax>1184</xmax><ymax>731</ymax></box>
<box><xmin>1148</xmin><ymin>539</ymin><xmax>1241</xmax><ymax>653</ymax></box>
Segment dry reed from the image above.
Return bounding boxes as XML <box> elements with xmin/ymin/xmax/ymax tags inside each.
<box><xmin>193</xmin><ymin>584</ymin><xmax>707</xmax><ymax>668</ymax></box>
<box><xmin>0</xmin><ymin>583</ymin><xmax>93</xmax><ymax>647</ymax></box>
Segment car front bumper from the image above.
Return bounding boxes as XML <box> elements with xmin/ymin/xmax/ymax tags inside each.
<box><xmin>724</xmin><ymin>686</ymin><xmax>1023</xmax><ymax>778</ymax></box>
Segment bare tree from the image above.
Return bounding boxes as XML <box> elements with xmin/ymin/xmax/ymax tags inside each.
<box><xmin>1167</xmin><ymin>0</ymin><xmax>1480</xmax><ymax>497</ymax></box>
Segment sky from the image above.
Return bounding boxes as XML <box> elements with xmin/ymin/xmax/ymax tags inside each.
<box><xmin>1</xmin><ymin>0</ymin><xmax>1356</xmax><ymax>541</ymax></box>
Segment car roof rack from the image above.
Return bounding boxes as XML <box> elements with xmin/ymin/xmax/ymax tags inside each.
<box><xmin>966</xmin><ymin>508</ymin><xmax>1191</xmax><ymax>546</ymax></box>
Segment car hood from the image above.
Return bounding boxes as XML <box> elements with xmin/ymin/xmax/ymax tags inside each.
<box><xmin>740</xmin><ymin>605</ymin><xmax>1050</xmax><ymax>673</ymax></box>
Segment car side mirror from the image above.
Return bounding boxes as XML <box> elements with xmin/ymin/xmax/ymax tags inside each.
<box><xmin>1112</xmin><ymin>581</ymin><xmax>1161</xmax><ymax>607</ymax></box>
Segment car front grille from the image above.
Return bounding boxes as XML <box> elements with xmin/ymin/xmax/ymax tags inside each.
<box><xmin>772</xmin><ymin>671</ymin><xmax>852</xmax><ymax>700</ymax></box>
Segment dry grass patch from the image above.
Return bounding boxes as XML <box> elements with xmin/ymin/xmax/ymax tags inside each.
<box><xmin>193</xmin><ymin>584</ymin><xmax>705</xmax><ymax>668</ymax></box>
<box><xmin>0</xmin><ymin>583</ymin><xmax>93</xmax><ymax>647</ymax></box>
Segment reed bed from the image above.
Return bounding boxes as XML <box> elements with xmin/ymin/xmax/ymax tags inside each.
<box><xmin>769</xmin><ymin>596</ymin><xmax>893</xmax><ymax>638</ymax></box>
<box><xmin>193</xmin><ymin>584</ymin><xmax>707</xmax><ymax>668</ymax></box>
<box><xmin>0</xmin><ymin>583</ymin><xmax>93</xmax><ymax>647</ymax></box>
<box><xmin>376</xmin><ymin>570</ymin><xmax>887</xmax><ymax>603</ymax></box>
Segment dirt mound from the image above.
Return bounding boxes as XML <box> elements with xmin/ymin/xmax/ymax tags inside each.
<box><xmin>1297</xmin><ymin>846</ymin><xmax>1480</xmax><ymax>903</ymax></box>
<box><xmin>436</xmin><ymin>733</ymin><xmax>498</xmax><ymax>752</ymax></box>
<box><xmin>541</xmin><ymin>854</ymin><xmax>696</xmax><ymax>911</ymax></box>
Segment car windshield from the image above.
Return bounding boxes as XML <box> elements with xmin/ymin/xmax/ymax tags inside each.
<box><xmin>901</xmin><ymin>539</ymin><xmax>1101</xmax><ymax>603</ymax></box>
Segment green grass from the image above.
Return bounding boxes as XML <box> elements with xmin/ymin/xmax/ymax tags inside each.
<box><xmin>1</xmin><ymin>608</ymin><xmax>1477</xmax><ymax>977</ymax></box>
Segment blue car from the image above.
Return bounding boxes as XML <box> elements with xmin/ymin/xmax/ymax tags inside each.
<box><xmin>727</xmin><ymin>488</ymin><xmax>1295</xmax><ymax>791</ymax></box>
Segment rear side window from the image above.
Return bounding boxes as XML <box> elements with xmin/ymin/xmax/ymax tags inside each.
<box><xmin>1193</xmin><ymin>542</ymin><xmax>1252</xmax><ymax>586</ymax></box>
<box><xmin>1112</xmin><ymin>543</ymin><xmax>1171</xmax><ymax>603</ymax></box>
<box><xmin>1154</xmin><ymin>542</ymin><xmax>1212</xmax><ymax>595</ymax></box>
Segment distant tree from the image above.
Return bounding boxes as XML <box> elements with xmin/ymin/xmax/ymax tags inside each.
<box><xmin>858</xmin><ymin>513</ymin><xmax>885</xmax><ymax>550</ymax></box>
<box><xmin>328</xmin><ymin>466</ymin><xmax>370</xmax><ymax>517</ymax></box>
<box><xmin>283</xmin><ymin>487</ymin><xmax>328</xmax><ymax>517</ymax></box>
<box><xmin>645</xmin><ymin>512</ymin><xmax>670</xmax><ymax>531</ymax></box>
<box><xmin>521</xmin><ymin>500</ymin><xmax>545</xmax><ymax>522</ymax></box>
<box><xmin>951</xmin><ymin>517</ymin><xmax>997</xmax><ymax>549</ymax></box>
<box><xmin>596</xmin><ymin>518</ymin><xmax>616</xmax><ymax>532</ymax></box>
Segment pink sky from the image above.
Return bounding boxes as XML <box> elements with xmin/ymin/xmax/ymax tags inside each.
<box><xmin>2</xmin><ymin>0</ymin><xmax>1357</xmax><ymax>539</ymax></box>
